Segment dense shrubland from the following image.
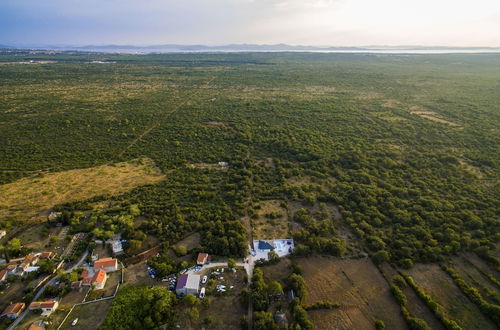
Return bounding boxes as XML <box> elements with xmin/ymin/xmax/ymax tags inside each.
<box><xmin>0</xmin><ymin>51</ymin><xmax>498</xmax><ymax>271</ymax></box>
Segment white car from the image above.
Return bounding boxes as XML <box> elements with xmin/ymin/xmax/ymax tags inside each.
<box><xmin>71</xmin><ymin>318</ymin><xmax>79</xmax><ymax>326</ymax></box>
<box><xmin>202</xmin><ymin>275</ymin><xmax>208</xmax><ymax>284</ymax></box>
<box><xmin>199</xmin><ymin>287</ymin><xmax>206</xmax><ymax>298</ymax></box>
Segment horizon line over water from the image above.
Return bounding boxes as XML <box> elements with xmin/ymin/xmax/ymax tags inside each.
<box><xmin>3</xmin><ymin>45</ymin><xmax>500</xmax><ymax>55</ymax></box>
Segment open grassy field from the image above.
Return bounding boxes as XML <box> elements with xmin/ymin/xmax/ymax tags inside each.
<box><xmin>408</xmin><ymin>263</ymin><xmax>497</xmax><ymax>330</ymax></box>
<box><xmin>297</xmin><ymin>256</ymin><xmax>406</xmax><ymax>330</ymax></box>
<box><xmin>59</xmin><ymin>299</ymin><xmax>113</xmax><ymax>330</ymax></box>
<box><xmin>0</xmin><ymin>157</ymin><xmax>164</xmax><ymax>222</ymax></box>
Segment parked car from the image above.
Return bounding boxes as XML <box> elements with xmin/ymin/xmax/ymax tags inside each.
<box><xmin>199</xmin><ymin>287</ymin><xmax>206</xmax><ymax>298</ymax></box>
<box><xmin>71</xmin><ymin>318</ymin><xmax>79</xmax><ymax>326</ymax></box>
<box><xmin>202</xmin><ymin>275</ymin><xmax>208</xmax><ymax>284</ymax></box>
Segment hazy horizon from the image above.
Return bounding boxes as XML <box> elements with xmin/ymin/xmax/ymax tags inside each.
<box><xmin>1</xmin><ymin>0</ymin><xmax>500</xmax><ymax>47</ymax></box>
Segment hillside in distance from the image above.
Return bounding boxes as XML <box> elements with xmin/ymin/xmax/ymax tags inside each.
<box><xmin>0</xmin><ymin>51</ymin><xmax>498</xmax><ymax>329</ymax></box>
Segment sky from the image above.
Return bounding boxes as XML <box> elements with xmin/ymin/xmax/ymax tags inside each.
<box><xmin>1</xmin><ymin>0</ymin><xmax>500</xmax><ymax>47</ymax></box>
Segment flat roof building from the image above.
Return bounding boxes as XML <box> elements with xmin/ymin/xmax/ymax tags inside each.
<box><xmin>175</xmin><ymin>274</ymin><xmax>200</xmax><ymax>296</ymax></box>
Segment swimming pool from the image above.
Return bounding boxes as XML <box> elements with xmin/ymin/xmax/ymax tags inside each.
<box><xmin>275</xmin><ymin>241</ymin><xmax>283</xmax><ymax>250</ymax></box>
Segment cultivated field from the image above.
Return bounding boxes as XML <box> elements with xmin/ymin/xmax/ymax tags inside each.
<box><xmin>408</xmin><ymin>263</ymin><xmax>496</xmax><ymax>329</ymax></box>
<box><xmin>0</xmin><ymin>157</ymin><xmax>164</xmax><ymax>221</ymax></box>
<box><xmin>298</xmin><ymin>256</ymin><xmax>406</xmax><ymax>330</ymax></box>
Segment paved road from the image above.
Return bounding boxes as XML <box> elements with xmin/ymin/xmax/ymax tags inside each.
<box><xmin>8</xmin><ymin>251</ymin><xmax>88</xmax><ymax>330</ymax></box>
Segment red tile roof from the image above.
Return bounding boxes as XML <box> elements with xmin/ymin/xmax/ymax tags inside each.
<box><xmin>22</xmin><ymin>254</ymin><xmax>37</xmax><ymax>265</ymax></box>
<box><xmin>80</xmin><ymin>269</ymin><xmax>89</xmax><ymax>278</ymax></box>
<box><xmin>25</xmin><ymin>324</ymin><xmax>44</xmax><ymax>330</ymax></box>
<box><xmin>29</xmin><ymin>301</ymin><xmax>57</xmax><ymax>309</ymax></box>
<box><xmin>1</xmin><ymin>303</ymin><xmax>25</xmax><ymax>317</ymax></box>
<box><xmin>92</xmin><ymin>269</ymin><xmax>106</xmax><ymax>283</ymax></box>
<box><xmin>93</xmin><ymin>257</ymin><xmax>117</xmax><ymax>270</ymax></box>
<box><xmin>197</xmin><ymin>253</ymin><xmax>209</xmax><ymax>264</ymax></box>
<box><xmin>39</xmin><ymin>252</ymin><xmax>55</xmax><ymax>259</ymax></box>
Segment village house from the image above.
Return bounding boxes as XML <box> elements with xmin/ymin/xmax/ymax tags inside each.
<box><xmin>1</xmin><ymin>302</ymin><xmax>25</xmax><ymax>319</ymax></box>
<box><xmin>196</xmin><ymin>253</ymin><xmax>210</xmax><ymax>265</ymax></box>
<box><xmin>0</xmin><ymin>230</ymin><xmax>6</xmax><ymax>239</ymax></box>
<box><xmin>175</xmin><ymin>274</ymin><xmax>200</xmax><ymax>296</ymax></box>
<box><xmin>25</xmin><ymin>323</ymin><xmax>45</xmax><ymax>330</ymax></box>
<box><xmin>111</xmin><ymin>240</ymin><xmax>124</xmax><ymax>256</ymax></box>
<box><xmin>106</xmin><ymin>234</ymin><xmax>124</xmax><ymax>256</ymax></box>
<box><xmin>91</xmin><ymin>269</ymin><xmax>107</xmax><ymax>289</ymax></box>
<box><xmin>93</xmin><ymin>257</ymin><xmax>118</xmax><ymax>272</ymax></box>
<box><xmin>39</xmin><ymin>251</ymin><xmax>55</xmax><ymax>260</ymax></box>
<box><xmin>28</xmin><ymin>301</ymin><xmax>59</xmax><ymax>316</ymax></box>
<box><xmin>18</xmin><ymin>253</ymin><xmax>40</xmax><ymax>273</ymax></box>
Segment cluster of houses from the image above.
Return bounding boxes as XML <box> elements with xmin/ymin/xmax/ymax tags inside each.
<box><xmin>0</xmin><ymin>257</ymin><xmax>119</xmax><ymax>325</ymax></box>
<box><xmin>1</xmin><ymin>300</ymin><xmax>59</xmax><ymax>319</ymax></box>
<box><xmin>0</xmin><ymin>252</ymin><xmax>56</xmax><ymax>282</ymax></box>
<box><xmin>71</xmin><ymin>257</ymin><xmax>118</xmax><ymax>290</ymax></box>
<box><xmin>174</xmin><ymin>253</ymin><xmax>211</xmax><ymax>296</ymax></box>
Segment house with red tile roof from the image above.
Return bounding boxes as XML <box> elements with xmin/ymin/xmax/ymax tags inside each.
<box><xmin>93</xmin><ymin>257</ymin><xmax>118</xmax><ymax>272</ymax></box>
<box><xmin>39</xmin><ymin>252</ymin><xmax>55</xmax><ymax>260</ymax></box>
<box><xmin>92</xmin><ymin>269</ymin><xmax>107</xmax><ymax>289</ymax></box>
<box><xmin>25</xmin><ymin>324</ymin><xmax>44</xmax><ymax>330</ymax></box>
<box><xmin>28</xmin><ymin>301</ymin><xmax>59</xmax><ymax>316</ymax></box>
<box><xmin>196</xmin><ymin>253</ymin><xmax>210</xmax><ymax>265</ymax></box>
<box><xmin>1</xmin><ymin>302</ymin><xmax>25</xmax><ymax>319</ymax></box>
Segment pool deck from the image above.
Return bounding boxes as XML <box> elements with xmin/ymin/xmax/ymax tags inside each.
<box><xmin>252</xmin><ymin>239</ymin><xmax>294</xmax><ymax>260</ymax></box>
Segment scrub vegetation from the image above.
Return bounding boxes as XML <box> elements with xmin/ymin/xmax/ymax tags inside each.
<box><xmin>0</xmin><ymin>50</ymin><xmax>499</xmax><ymax>328</ymax></box>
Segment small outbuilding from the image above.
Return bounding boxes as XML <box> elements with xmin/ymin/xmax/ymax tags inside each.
<box><xmin>196</xmin><ymin>253</ymin><xmax>210</xmax><ymax>265</ymax></box>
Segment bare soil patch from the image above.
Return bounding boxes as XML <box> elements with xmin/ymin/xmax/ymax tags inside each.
<box><xmin>298</xmin><ymin>256</ymin><xmax>406</xmax><ymax>330</ymax></box>
<box><xmin>201</xmin><ymin>121</ymin><xmax>232</xmax><ymax>127</ymax></box>
<box><xmin>409</xmin><ymin>106</ymin><xmax>460</xmax><ymax>126</ymax></box>
<box><xmin>0</xmin><ymin>157</ymin><xmax>164</xmax><ymax>222</ymax></box>
<box><xmin>408</xmin><ymin>263</ymin><xmax>496</xmax><ymax>329</ymax></box>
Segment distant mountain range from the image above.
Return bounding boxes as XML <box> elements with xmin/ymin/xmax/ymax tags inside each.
<box><xmin>2</xmin><ymin>43</ymin><xmax>500</xmax><ymax>53</ymax></box>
